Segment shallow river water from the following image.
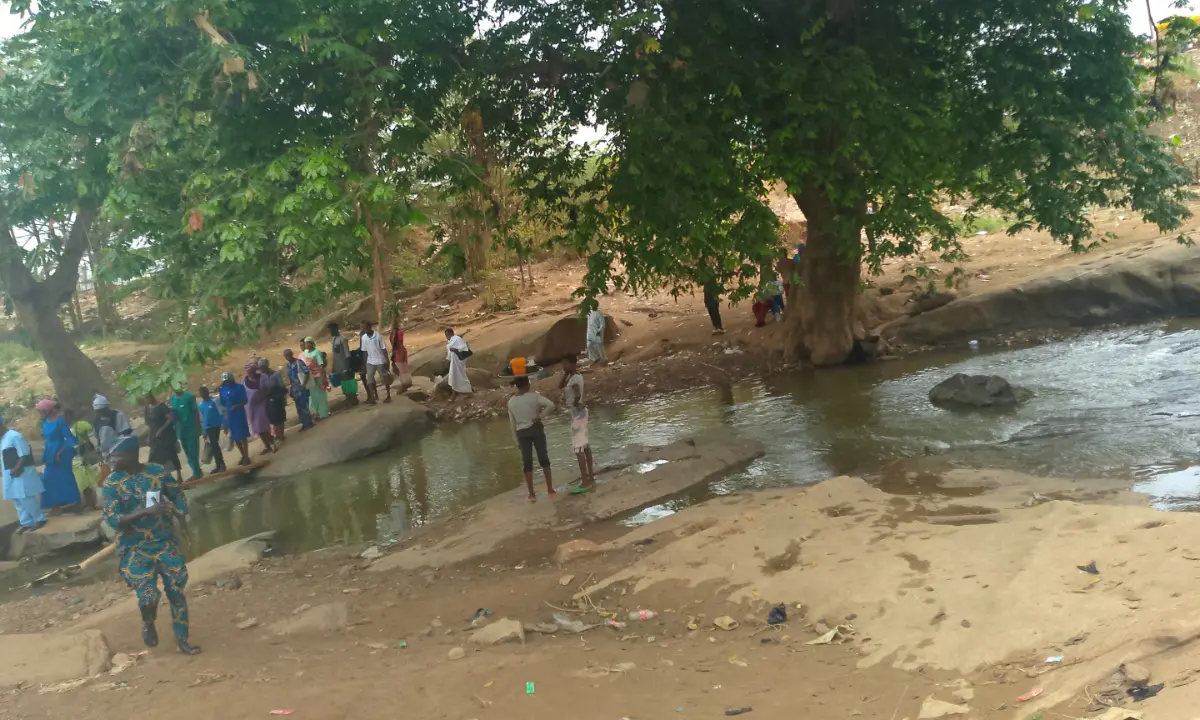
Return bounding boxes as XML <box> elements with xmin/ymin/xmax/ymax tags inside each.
<box><xmin>182</xmin><ymin>320</ymin><xmax>1200</xmax><ymax>557</ymax></box>
<box><xmin>9</xmin><ymin>321</ymin><xmax>1200</xmax><ymax>602</ymax></box>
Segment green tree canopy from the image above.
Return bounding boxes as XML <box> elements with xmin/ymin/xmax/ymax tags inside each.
<box><xmin>482</xmin><ymin>0</ymin><xmax>1194</xmax><ymax>363</ymax></box>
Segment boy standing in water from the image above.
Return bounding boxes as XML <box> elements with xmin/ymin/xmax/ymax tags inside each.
<box><xmin>507</xmin><ymin>376</ymin><xmax>556</xmax><ymax>503</ymax></box>
<box><xmin>559</xmin><ymin>354</ymin><xmax>596</xmax><ymax>493</ymax></box>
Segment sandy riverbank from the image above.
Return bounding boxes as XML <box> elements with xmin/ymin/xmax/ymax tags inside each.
<box><xmin>0</xmin><ymin>455</ymin><xmax>1191</xmax><ymax>720</ymax></box>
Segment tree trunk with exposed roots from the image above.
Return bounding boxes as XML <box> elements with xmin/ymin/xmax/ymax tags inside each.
<box><xmin>783</xmin><ymin>188</ymin><xmax>862</xmax><ymax>366</ymax></box>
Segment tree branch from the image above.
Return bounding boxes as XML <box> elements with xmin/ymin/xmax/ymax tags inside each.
<box><xmin>42</xmin><ymin>207</ymin><xmax>96</xmax><ymax>304</ymax></box>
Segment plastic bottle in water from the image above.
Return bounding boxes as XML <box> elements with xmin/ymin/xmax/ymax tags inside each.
<box><xmin>627</xmin><ymin>610</ymin><xmax>657</xmax><ymax>621</ymax></box>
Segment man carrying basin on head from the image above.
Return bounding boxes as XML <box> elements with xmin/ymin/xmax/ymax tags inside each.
<box><xmin>102</xmin><ymin>434</ymin><xmax>201</xmax><ymax>655</ymax></box>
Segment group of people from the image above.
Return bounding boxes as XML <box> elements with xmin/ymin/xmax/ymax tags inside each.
<box><xmin>140</xmin><ymin>318</ymin><xmax>422</xmax><ymax>482</ymax></box>
<box><xmin>0</xmin><ymin>396</ymin><xmax>130</xmax><ymax>532</ymax></box>
<box><xmin>507</xmin><ymin>353</ymin><xmax>597</xmax><ymax>502</ymax></box>
<box><xmin>0</xmin><ymin>318</ymin><xmax>433</xmax><ymax>533</ymax></box>
<box><xmin>702</xmin><ymin>243</ymin><xmax>806</xmax><ymax>333</ymax></box>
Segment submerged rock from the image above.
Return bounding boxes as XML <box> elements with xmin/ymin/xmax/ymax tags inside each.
<box><xmin>929</xmin><ymin>373</ymin><xmax>1031</xmax><ymax>409</ymax></box>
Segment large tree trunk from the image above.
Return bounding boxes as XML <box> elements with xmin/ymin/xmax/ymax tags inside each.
<box><xmin>367</xmin><ymin>213</ymin><xmax>388</xmax><ymax>324</ymax></box>
<box><xmin>1</xmin><ymin>211</ymin><xmax>114</xmax><ymax>416</ymax></box>
<box><xmin>12</xmin><ymin>295</ymin><xmax>111</xmax><ymax>415</ymax></box>
<box><xmin>784</xmin><ymin>187</ymin><xmax>862</xmax><ymax>366</ymax></box>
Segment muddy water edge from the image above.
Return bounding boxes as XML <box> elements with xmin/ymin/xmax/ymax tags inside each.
<box><xmin>8</xmin><ymin>320</ymin><xmax>1200</xmax><ymax>602</ymax></box>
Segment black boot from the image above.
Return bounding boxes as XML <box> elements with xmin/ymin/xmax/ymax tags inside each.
<box><xmin>177</xmin><ymin>639</ymin><xmax>202</xmax><ymax>655</ymax></box>
<box><xmin>139</xmin><ymin>603</ymin><xmax>159</xmax><ymax>647</ymax></box>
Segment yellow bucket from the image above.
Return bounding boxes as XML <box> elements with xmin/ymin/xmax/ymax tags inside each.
<box><xmin>510</xmin><ymin>357</ymin><xmax>527</xmax><ymax>376</ymax></box>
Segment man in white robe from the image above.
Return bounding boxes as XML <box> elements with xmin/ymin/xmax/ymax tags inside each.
<box><xmin>444</xmin><ymin>328</ymin><xmax>474</xmax><ymax>399</ymax></box>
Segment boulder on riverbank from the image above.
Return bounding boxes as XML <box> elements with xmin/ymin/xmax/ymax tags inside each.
<box><xmin>6</xmin><ymin>512</ymin><xmax>105</xmax><ymax>561</ymax></box>
<box><xmin>369</xmin><ymin>431</ymin><xmax>765</xmax><ymax>573</ymax></box>
<box><xmin>408</xmin><ymin>312</ymin><xmax>619</xmax><ymax>377</ymax></box>
<box><xmin>928</xmin><ymin>374</ymin><xmax>1032</xmax><ymax>409</ymax></box>
<box><xmin>258</xmin><ymin>398</ymin><xmax>434</xmax><ymax>478</ymax></box>
<box><xmin>883</xmin><ymin>244</ymin><xmax>1200</xmax><ymax>347</ymax></box>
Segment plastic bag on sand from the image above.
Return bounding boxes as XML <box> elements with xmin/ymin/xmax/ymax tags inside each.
<box><xmin>805</xmin><ymin>624</ymin><xmax>855</xmax><ymax>645</ymax></box>
<box><xmin>551</xmin><ymin>612</ymin><xmax>596</xmax><ymax>634</ymax></box>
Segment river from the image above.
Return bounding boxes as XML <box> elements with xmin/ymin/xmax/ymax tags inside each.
<box><xmin>9</xmin><ymin>321</ymin><xmax>1200</xmax><ymax>600</ymax></box>
<box><xmin>184</xmin><ymin>320</ymin><xmax>1200</xmax><ymax>556</ymax></box>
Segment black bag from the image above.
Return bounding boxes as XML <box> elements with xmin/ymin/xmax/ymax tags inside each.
<box><xmin>453</xmin><ymin>347</ymin><xmax>473</xmax><ymax>360</ymax></box>
<box><xmin>348</xmin><ymin>348</ymin><xmax>365</xmax><ymax>374</ymax></box>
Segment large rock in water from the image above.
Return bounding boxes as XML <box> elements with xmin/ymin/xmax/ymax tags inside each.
<box><xmin>258</xmin><ymin>399</ymin><xmax>433</xmax><ymax>478</ymax></box>
<box><xmin>929</xmin><ymin>374</ymin><xmax>1031</xmax><ymax>409</ymax></box>
<box><xmin>0</xmin><ymin>630</ymin><xmax>110</xmax><ymax>688</ymax></box>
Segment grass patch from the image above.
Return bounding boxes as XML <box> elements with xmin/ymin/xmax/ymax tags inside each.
<box><xmin>954</xmin><ymin>214</ymin><xmax>1010</xmax><ymax>237</ymax></box>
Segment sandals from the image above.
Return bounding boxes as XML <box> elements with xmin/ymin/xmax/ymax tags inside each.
<box><xmin>569</xmin><ymin>485</ymin><xmax>592</xmax><ymax>495</ymax></box>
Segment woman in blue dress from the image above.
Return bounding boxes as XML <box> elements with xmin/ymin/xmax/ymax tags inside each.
<box><xmin>36</xmin><ymin>398</ymin><xmax>81</xmax><ymax>511</ymax></box>
<box><xmin>217</xmin><ymin>372</ymin><xmax>253</xmax><ymax>466</ymax></box>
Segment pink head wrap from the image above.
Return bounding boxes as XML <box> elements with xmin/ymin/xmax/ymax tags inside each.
<box><xmin>244</xmin><ymin>359</ymin><xmax>258</xmax><ymax>374</ymax></box>
<box><xmin>35</xmin><ymin>398</ymin><xmax>57</xmax><ymax>412</ymax></box>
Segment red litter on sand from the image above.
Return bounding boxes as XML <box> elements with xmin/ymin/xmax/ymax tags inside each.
<box><xmin>269</xmin><ymin>712</ymin><xmax>295</xmax><ymax>716</ymax></box>
<box><xmin>1016</xmin><ymin>688</ymin><xmax>1043</xmax><ymax>702</ymax></box>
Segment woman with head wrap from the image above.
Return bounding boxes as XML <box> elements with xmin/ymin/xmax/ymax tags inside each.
<box><xmin>69</xmin><ymin>418</ymin><xmax>101</xmax><ymax>510</ymax></box>
<box><xmin>92</xmin><ymin>394</ymin><xmax>132</xmax><ymax>486</ymax></box>
<box><xmin>242</xmin><ymin>360</ymin><xmax>275</xmax><ymax>454</ymax></box>
<box><xmin>257</xmin><ymin>358</ymin><xmax>288</xmax><ymax>443</ymax></box>
<box><xmin>217</xmin><ymin>372</ymin><xmax>252</xmax><ymax>466</ymax></box>
<box><xmin>301</xmin><ymin>337</ymin><xmax>330</xmax><ymax>420</ymax></box>
<box><xmin>36</xmin><ymin>398</ymin><xmax>81</xmax><ymax>512</ymax></box>
<box><xmin>101</xmin><ymin>434</ymin><xmax>201</xmax><ymax>655</ymax></box>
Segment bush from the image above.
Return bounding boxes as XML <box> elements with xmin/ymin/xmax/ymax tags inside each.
<box><xmin>478</xmin><ymin>271</ymin><xmax>519</xmax><ymax>312</ymax></box>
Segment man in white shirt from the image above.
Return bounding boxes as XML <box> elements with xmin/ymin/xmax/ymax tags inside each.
<box><xmin>360</xmin><ymin>320</ymin><xmax>392</xmax><ymax>405</ymax></box>
<box><xmin>444</xmin><ymin>328</ymin><xmax>474</xmax><ymax>400</ymax></box>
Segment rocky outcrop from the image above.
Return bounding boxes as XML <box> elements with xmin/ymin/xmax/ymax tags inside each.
<box><xmin>408</xmin><ymin>312</ymin><xmax>619</xmax><ymax>377</ymax></box>
<box><xmin>0</xmin><ymin>630</ymin><xmax>110</xmax><ymax>688</ymax></box>
<box><xmin>258</xmin><ymin>398</ymin><xmax>434</xmax><ymax>478</ymax></box>
<box><xmin>7</xmin><ymin>512</ymin><xmax>105</xmax><ymax>560</ymax></box>
<box><xmin>884</xmin><ymin>244</ymin><xmax>1200</xmax><ymax>347</ymax></box>
<box><xmin>929</xmin><ymin>374</ymin><xmax>1032</xmax><ymax>409</ymax></box>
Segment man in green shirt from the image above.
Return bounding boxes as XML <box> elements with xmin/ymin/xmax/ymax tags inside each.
<box><xmin>168</xmin><ymin>387</ymin><xmax>203</xmax><ymax>480</ymax></box>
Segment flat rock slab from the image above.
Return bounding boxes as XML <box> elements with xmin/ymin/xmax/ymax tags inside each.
<box><xmin>369</xmin><ymin>430</ymin><xmax>764</xmax><ymax>573</ymax></box>
<box><xmin>0</xmin><ymin>630</ymin><xmax>110</xmax><ymax>688</ymax></box>
<box><xmin>258</xmin><ymin>398</ymin><xmax>433</xmax><ymax>478</ymax></box>
<box><xmin>7</xmin><ymin>511</ymin><xmax>104</xmax><ymax>560</ymax></box>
